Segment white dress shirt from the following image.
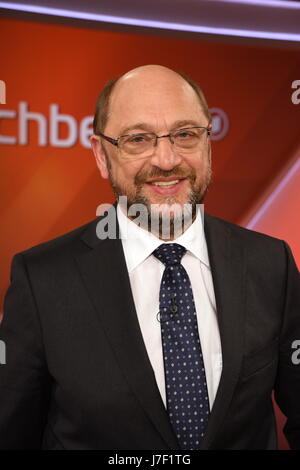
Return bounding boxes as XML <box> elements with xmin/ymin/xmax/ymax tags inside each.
<box><xmin>117</xmin><ymin>203</ymin><xmax>222</xmax><ymax>410</ymax></box>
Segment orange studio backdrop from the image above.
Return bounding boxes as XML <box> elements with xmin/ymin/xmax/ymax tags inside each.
<box><xmin>1</xmin><ymin>17</ymin><xmax>300</xmax><ymax>450</ymax></box>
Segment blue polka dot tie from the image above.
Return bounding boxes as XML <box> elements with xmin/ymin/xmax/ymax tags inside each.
<box><xmin>153</xmin><ymin>243</ymin><xmax>210</xmax><ymax>450</ymax></box>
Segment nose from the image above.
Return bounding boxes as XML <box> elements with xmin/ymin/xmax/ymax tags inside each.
<box><xmin>149</xmin><ymin>135</ymin><xmax>183</xmax><ymax>170</ymax></box>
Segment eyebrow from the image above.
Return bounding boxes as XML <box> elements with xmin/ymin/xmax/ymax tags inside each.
<box><xmin>119</xmin><ymin>120</ymin><xmax>204</xmax><ymax>136</ymax></box>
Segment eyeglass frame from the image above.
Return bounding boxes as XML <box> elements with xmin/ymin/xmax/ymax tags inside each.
<box><xmin>96</xmin><ymin>125</ymin><xmax>211</xmax><ymax>153</ymax></box>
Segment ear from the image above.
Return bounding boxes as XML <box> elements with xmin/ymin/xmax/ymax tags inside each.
<box><xmin>90</xmin><ymin>134</ymin><xmax>110</xmax><ymax>179</ymax></box>
<box><xmin>206</xmin><ymin>130</ymin><xmax>212</xmax><ymax>163</ymax></box>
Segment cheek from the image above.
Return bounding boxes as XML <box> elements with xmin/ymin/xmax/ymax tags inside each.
<box><xmin>110</xmin><ymin>159</ymin><xmax>143</xmax><ymax>185</ymax></box>
<box><xmin>189</xmin><ymin>153</ymin><xmax>209</xmax><ymax>176</ymax></box>
<box><xmin>184</xmin><ymin>154</ymin><xmax>205</xmax><ymax>176</ymax></box>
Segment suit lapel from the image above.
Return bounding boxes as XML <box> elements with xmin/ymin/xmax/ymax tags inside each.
<box><xmin>75</xmin><ymin>210</ymin><xmax>180</xmax><ymax>450</ymax></box>
<box><xmin>200</xmin><ymin>213</ymin><xmax>246</xmax><ymax>449</ymax></box>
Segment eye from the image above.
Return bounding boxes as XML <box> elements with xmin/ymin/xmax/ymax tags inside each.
<box><xmin>131</xmin><ymin>135</ymin><xmax>146</xmax><ymax>143</ymax></box>
<box><xmin>178</xmin><ymin>132</ymin><xmax>190</xmax><ymax>138</ymax></box>
<box><xmin>126</xmin><ymin>134</ymin><xmax>152</xmax><ymax>144</ymax></box>
<box><xmin>174</xmin><ymin>129</ymin><xmax>197</xmax><ymax>139</ymax></box>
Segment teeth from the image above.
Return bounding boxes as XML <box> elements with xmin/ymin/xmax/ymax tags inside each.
<box><xmin>152</xmin><ymin>180</ymin><xmax>179</xmax><ymax>187</ymax></box>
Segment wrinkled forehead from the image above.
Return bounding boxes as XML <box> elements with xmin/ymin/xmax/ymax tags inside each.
<box><xmin>106</xmin><ymin>72</ymin><xmax>205</xmax><ymax>132</ymax></box>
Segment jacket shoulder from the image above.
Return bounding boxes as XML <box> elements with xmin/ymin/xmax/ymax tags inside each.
<box><xmin>17</xmin><ymin>217</ymin><xmax>100</xmax><ymax>263</ymax></box>
<box><xmin>204</xmin><ymin>213</ymin><xmax>291</xmax><ymax>278</ymax></box>
<box><xmin>204</xmin><ymin>212</ymin><xmax>286</xmax><ymax>248</ymax></box>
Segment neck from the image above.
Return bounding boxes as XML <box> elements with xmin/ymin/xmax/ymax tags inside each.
<box><xmin>118</xmin><ymin>197</ymin><xmax>199</xmax><ymax>240</ymax></box>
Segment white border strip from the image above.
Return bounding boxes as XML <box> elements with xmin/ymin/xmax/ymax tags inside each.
<box><xmin>0</xmin><ymin>2</ymin><xmax>300</xmax><ymax>41</ymax></box>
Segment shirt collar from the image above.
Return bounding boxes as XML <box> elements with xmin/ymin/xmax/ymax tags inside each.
<box><xmin>117</xmin><ymin>203</ymin><xmax>210</xmax><ymax>273</ymax></box>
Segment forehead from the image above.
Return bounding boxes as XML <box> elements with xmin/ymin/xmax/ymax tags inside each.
<box><xmin>106</xmin><ymin>72</ymin><xmax>205</xmax><ymax>133</ymax></box>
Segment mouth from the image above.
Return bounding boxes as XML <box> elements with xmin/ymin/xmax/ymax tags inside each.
<box><xmin>145</xmin><ymin>177</ymin><xmax>187</xmax><ymax>196</ymax></box>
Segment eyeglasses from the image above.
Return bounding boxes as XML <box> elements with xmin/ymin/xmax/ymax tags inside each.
<box><xmin>97</xmin><ymin>126</ymin><xmax>211</xmax><ymax>158</ymax></box>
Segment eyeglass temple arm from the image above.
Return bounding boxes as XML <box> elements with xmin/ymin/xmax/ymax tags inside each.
<box><xmin>98</xmin><ymin>133</ymin><xmax>118</xmax><ymax>146</ymax></box>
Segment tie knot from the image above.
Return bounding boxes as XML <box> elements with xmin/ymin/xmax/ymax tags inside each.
<box><xmin>153</xmin><ymin>243</ymin><xmax>187</xmax><ymax>266</ymax></box>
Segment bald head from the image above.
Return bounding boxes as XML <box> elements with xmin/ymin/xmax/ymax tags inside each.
<box><xmin>120</xmin><ymin>64</ymin><xmax>177</xmax><ymax>78</ymax></box>
<box><xmin>93</xmin><ymin>65</ymin><xmax>211</xmax><ymax>135</ymax></box>
<box><xmin>117</xmin><ymin>64</ymin><xmax>186</xmax><ymax>88</ymax></box>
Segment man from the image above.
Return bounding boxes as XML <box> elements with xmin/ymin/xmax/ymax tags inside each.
<box><xmin>0</xmin><ymin>65</ymin><xmax>299</xmax><ymax>450</ymax></box>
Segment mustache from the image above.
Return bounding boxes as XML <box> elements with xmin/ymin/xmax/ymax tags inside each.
<box><xmin>135</xmin><ymin>166</ymin><xmax>196</xmax><ymax>185</ymax></box>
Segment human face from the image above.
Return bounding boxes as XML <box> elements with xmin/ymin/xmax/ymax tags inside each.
<box><xmin>91</xmin><ymin>68</ymin><xmax>211</xmax><ymax>236</ymax></box>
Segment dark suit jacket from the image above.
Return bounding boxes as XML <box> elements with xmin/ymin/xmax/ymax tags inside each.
<box><xmin>0</xmin><ymin>209</ymin><xmax>299</xmax><ymax>450</ymax></box>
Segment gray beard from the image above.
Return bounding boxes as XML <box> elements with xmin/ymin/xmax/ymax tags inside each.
<box><xmin>104</xmin><ymin>149</ymin><xmax>211</xmax><ymax>239</ymax></box>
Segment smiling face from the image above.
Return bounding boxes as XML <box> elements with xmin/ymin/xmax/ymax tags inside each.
<box><xmin>91</xmin><ymin>65</ymin><xmax>212</xmax><ymax>239</ymax></box>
